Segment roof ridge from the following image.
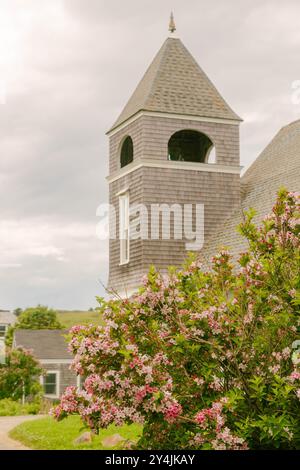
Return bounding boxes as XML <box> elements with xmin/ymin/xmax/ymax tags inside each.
<box><xmin>146</xmin><ymin>38</ymin><xmax>171</xmax><ymax>104</ymax></box>
<box><xmin>108</xmin><ymin>38</ymin><xmax>170</xmax><ymax>132</ymax></box>
<box><xmin>179</xmin><ymin>40</ymin><xmax>241</xmax><ymax>122</ymax></box>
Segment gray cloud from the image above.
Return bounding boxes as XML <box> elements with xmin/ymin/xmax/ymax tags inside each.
<box><xmin>0</xmin><ymin>0</ymin><xmax>299</xmax><ymax>309</ymax></box>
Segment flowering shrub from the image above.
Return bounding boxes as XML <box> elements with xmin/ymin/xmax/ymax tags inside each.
<box><xmin>53</xmin><ymin>189</ymin><xmax>300</xmax><ymax>449</ymax></box>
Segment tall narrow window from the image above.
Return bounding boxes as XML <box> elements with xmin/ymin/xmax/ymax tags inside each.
<box><xmin>120</xmin><ymin>136</ymin><xmax>134</xmax><ymax>168</ymax></box>
<box><xmin>119</xmin><ymin>192</ymin><xmax>130</xmax><ymax>265</ymax></box>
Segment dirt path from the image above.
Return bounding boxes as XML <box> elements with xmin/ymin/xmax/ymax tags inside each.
<box><xmin>0</xmin><ymin>415</ymin><xmax>45</xmax><ymax>450</ymax></box>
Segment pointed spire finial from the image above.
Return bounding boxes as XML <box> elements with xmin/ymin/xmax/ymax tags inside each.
<box><xmin>169</xmin><ymin>12</ymin><xmax>176</xmax><ymax>34</ymax></box>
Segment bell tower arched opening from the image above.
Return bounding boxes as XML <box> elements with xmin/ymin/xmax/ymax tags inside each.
<box><xmin>168</xmin><ymin>130</ymin><xmax>214</xmax><ymax>163</ymax></box>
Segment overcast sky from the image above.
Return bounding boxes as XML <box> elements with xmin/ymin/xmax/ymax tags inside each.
<box><xmin>0</xmin><ymin>0</ymin><xmax>299</xmax><ymax>311</ymax></box>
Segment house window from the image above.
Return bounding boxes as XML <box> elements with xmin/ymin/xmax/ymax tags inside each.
<box><xmin>42</xmin><ymin>371</ymin><xmax>59</xmax><ymax>398</ymax></box>
<box><xmin>120</xmin><ymin>136</ymin><xmax>134</xmax><ymax>168</ymax></box>
<box><xmin>119</xmin><ymin>192</ymin><xmax>130</xmax><ymax>265</ymax></box>
<box><xmin>0</xmin><ymin>325</ymin><xmax>6</xmax><ymax>338</ymax></box>
<box><xmin>168</xmin><ymin>130</ymin><xmax>214</xmax><ymax>163</ymax></box>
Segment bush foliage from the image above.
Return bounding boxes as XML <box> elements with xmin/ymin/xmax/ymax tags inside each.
<box><xmin>0</xmin><ymin>348</ymin><xmax>43</xmax><ymax>401</ymax></box>
<box><xmin>53</xmin><ymin>190</ymin><xmax>300</xmax><ymax>450</ymax></box>
<box><xmin>0</xmin><ymin>398</ymin><xmax>40</xmax><ymax>416</ymax></box>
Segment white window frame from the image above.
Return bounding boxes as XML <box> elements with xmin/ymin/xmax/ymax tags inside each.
<box><xmin>40</xmin><ymin>370</ymin><xmax>60</xmax><ymax>399</ymax></box>
<box><xmin>77</xmin><ymin>375</ymin><xmax>84</xmax><ymax>391</ymax></box>
<box><xmin>119</xmin><ymin>191</ymin><xmax>130</xmax><ymax>265</ymax></box>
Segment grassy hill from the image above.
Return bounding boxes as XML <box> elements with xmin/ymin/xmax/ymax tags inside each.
<box><xmin>57</xmin><ymin>310</ymin><xmax>104</xmax><ymax>329</ymax></box>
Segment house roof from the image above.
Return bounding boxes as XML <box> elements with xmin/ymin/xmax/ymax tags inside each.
<box><xmin>200</xmin><ymin>119</ymin><xmax>300</xmax><ymax>264</ymax></box>
<box><xmin>110</xmin><ymin>37</ymin><xmax>241</xmax><ymax>132</ymax></box>
<box><xmin>0</xmin><ymin>311</ymin><xmax>16</xmax><ymax>326</ymax></box>
<box><xmin>13</xmin><ymin>329</ymin><xmax>72</xmax><ymax>360</ymax></box>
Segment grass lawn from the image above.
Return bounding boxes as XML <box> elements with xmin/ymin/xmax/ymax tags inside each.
<box><xmin>57</xmin><ymin>310</ymin><xmax>104</xmax><ymax>329</ymax></box>
<box><xmin>10</xmin><ymin>415</ymin><xmax>142</xmax><ymax>450</ymax></box>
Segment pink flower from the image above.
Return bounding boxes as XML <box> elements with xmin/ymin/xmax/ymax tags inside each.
<box><xmin>289</xmin><ymin>371</ymin><xmax>300</xmax><ymax>382</ymax></box>
<box><xmin>163</xmin><ymin>402</ymin><xmax>182</xmax><ymax>423</ymax></box>
<box><xmin>195</xmin><ymin>411</ymin><xmax>206</xmax><ymax>425</ymax></box>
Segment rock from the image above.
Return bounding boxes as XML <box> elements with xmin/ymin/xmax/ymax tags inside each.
<box><xmin>73</xmin><ymin>432</ymin><xmax>93</xmax><ymax>445</ymax></box>
<box><xmin>102</xmin><ymin>433</ymin><xmax>125</xmax><ymax>448</ymax></box>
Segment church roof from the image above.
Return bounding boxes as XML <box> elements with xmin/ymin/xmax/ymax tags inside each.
<box><xmin>110</xmin><ymin>37</ymin><xmax>241</xmax><ymax>132</ymax></box>
<box><xmin>200</xmin><ymin>119</ymin><xmax>300</xmax><ymax>264</ymax></box>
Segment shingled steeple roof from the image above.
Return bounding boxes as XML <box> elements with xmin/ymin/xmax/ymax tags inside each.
<box><xmin>110</xmin><ymin>36</ymin><xmax>241</xmax><ymax>132</ymax></box>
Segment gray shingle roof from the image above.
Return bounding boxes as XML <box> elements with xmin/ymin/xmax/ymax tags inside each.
<box><xmin>200</xmin><ymin>119</ymin><xmax>300</xmax><ymax>265</ymax></box>
<box><xmin>14</xmin><ymin>330</ymin><xmax>72</xmax><ymax>360</ymax></box>
<box><xmin>0</xmin><ymin>311</ymin><xmax>16</xmax><ymax>326</ymax></box>
<box><xmin>110</xmin><ymin>37</ymin><xmax>241</xmax><ymax>131</ymax></box>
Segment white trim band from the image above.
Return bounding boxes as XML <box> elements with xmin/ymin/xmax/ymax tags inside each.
<box><xmin>107</xmin><ymin>159</ymin><xmax>242</xmax><ymax>184</ymax></box>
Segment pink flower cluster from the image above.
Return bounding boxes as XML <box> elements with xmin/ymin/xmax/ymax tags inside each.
<box><xmin>50</xmin><ymin>386</ymin><xmax>79</xmax><ymax>419</ymax></box>
<box><xmin>212</xmin><ymin>428</ymin><xmax>248</xmax><ymax>451</ymax></box>
<box><xmin>135</xmin><ymin>385</ymin><xmax>158</xmax><ymax>404</ymax></box>
<box><xmin>194</xmin><ymin>400</ymin><xmax>248</xmax><ymax>450</ymax></box>
<box><xmin>195</xmin><ymin>402</ymin><xmax>224</xmax><ymax>432</ymax></box>
<box><xmin>163</xmin><ymin>402</ymin><xmax>182</xmax><ymax>423</ymax></box>
<box><xmin>289</xmin><ymin>371</ymin><xmax>300</xmax><ymax>383</ymax></box>
<box><xmin>241</xmin><ymin>260</ymin><xmax>266</xmax><ymax>287</ymax></box>
<box><xmin>160</xmin><ymin>394</ymin><xmax>183</xmax><ymax>423</ymax></box>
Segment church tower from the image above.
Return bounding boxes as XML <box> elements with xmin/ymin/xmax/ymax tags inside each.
<box><xmin>107</xmin><ymin>17</ymin><xmax>242</xmax><ymax>295</ymax></box>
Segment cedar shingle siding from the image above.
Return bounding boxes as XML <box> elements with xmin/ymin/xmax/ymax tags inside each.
<box><xmin>107</xmin><ymin>115</ymin><xmax>241</xmax><ymax>293</ymax></box>
<box><xmin>42</xmin><ymin>362</ymin><xmax>77</xmax><ymax>398</ymax></box>
<box><xmin>109</xmin><ymin>115</ymin><xmax>240</xmax><ymax>174</ymax></box>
